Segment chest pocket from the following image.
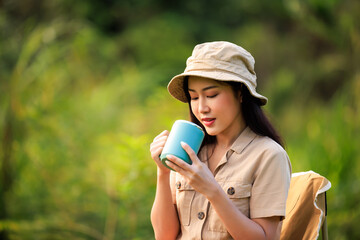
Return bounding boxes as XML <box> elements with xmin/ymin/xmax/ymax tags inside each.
<box><xmin>175</xmin><ymin>178</ymin><xmax>195</xmax><ymax>226</ymax></box>
<box><xmin>208</xmin><ymin>181</ymin><xmax>252</xmax><ymax>233</ymax></box>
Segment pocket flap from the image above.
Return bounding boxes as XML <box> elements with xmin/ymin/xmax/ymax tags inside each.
<box><xmin>176</xmin><ymin>178</ymin><xmax>194</xmax><ymax>191</ymax></box>
<box><xmin>222</xmin><ymin>182</ymin><xmax>251</xmax><ymax>199</ymax></box>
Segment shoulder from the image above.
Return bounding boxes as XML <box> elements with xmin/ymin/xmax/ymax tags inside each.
<box><xmin>248</xmin><ymin>133</ymin><xmax>286</xmax><ymax>154</ymax></box>
<box><xmin>250</xmin><ymin>135</ymin><xmax>291</xmax><ymax>169</ymax></box>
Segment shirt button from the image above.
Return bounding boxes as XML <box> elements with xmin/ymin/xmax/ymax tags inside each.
<box><xmin>227</xmin><ymin>187</ymin><xmax>235</xmax><ymax>195</ymax></box>
<box><xmin>198</xmin><ymin>212</ymin><xmax>205</xmax><ymax>220</ymax></box>
<box><xmin>176</xmin><ymin>182</ymin><xmax>181</xmax><ymax>189</ymax></box>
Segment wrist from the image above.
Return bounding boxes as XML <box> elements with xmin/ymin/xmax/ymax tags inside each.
<box><xmin>207</xmin><ymin>184</ymin><xmax>224</xmax><ymax>202</ymax></box>
<box><xmin>157</xmin><ymin>167</ymin><xmax>171</xmax><ymax>178</ymax></box>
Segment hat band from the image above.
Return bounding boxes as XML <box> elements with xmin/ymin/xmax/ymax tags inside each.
<box><xmin>184</xmin><ymin>59</ymin><xmax>257</xmax><ymax>88</ymax></box>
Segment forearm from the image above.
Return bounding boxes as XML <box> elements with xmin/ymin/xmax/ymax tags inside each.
<box><xmin>151</xmin><ymin>170</ymin><xmax>179</xmax><ymax>239</ymax></box>
<box><xmin>207</xmin><ymin>186</ymin><xmax>267</xmax><ymax>240</ymax></box>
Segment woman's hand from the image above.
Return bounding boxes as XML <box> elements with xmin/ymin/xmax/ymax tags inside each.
<box><xmin>150</xmin><ymin>130</ymin><xmax>171</xmax><ymax>174</ymax></box>
<box><xmin>166</xmin><ymin>142</ymin><xmax>219</xmax><ymax>198</ymax></box>
<box><xmin>150</xmin><ymin>131</ymin><xmax>181</xmax><ymax>239</ymax></box>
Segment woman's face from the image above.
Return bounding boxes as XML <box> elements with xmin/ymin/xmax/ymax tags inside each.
<box><xmin>188</xmin><ymin>76</ymin><xmax>244</xmax><ymax>137</ymax></box>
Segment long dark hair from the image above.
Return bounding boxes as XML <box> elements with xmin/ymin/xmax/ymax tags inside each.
<box><xmin>183</xmin><ymin>77</ymin><xmax>284</xmax><ymax>148</ymax></box>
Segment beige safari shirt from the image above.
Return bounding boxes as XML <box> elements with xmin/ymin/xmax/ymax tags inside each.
<box><xmin>173</xmin><ymin>127</ymin><xmax>292</xmax><ymax>240</ymax></box>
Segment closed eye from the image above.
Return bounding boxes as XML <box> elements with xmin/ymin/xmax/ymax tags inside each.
<box><xmin>207</xmin><ymin>94</ymin><xmax>218</xmax><ymax>98</ymax></box>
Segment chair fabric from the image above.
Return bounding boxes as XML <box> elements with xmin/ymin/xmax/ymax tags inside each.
<box><xmin>280</xmin><ymin>171</ymin><xmax>331</xmax><ymax>240</ymax></box>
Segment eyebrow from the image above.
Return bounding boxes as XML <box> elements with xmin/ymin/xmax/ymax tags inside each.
<box><xmin>188</xmin><ymin>86</ymin><xmax>219</xmax><ymax>92</ymax></box>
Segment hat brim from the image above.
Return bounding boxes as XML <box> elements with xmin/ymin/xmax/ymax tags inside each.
<box><xmin>167</xmin><ymin>70</ymin><xmax>268</xmax><ymax>105</ymax></box>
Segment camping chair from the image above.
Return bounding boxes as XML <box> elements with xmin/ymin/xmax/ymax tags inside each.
<box><xmin>280</xmin><ymin>171</ymin><xmax>331</xmax><ymax>240</ymax></box>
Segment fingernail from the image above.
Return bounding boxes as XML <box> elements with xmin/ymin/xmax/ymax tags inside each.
<box><xmin>180</xmin><ymin>141</ymin><xmax>186</xmax><ymax>146</ymax></box>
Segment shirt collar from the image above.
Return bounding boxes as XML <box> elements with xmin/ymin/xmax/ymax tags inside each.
<box><xmin>199</xmin><ymin>126</ymin><xmax>257</xmax><ymax>163</ymax></box>
<box><xmin>229</xmin><ymin>126</ymin><xmax>257</xmax><ymax>154</ymax></box>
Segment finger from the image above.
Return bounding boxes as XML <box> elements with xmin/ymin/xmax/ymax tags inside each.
<box><xmin>150</xmin><ymin>142</ymin><xmax>165</xmax><ymax>159</ymax></box>
<box><xmin>153</xmin><ymin>130</ymin><xmax>169</xmax><ymax>141</ymax></box>
<box><xmin>150</xmin><ymin>144</ymin><xmax>162</xmax><ymax>156</ymax></box>
<box><xmin>150</xmin><ymin>135</ymin><xmax>168</xmax><ymax>151</ymax></box>
<box><xmin>180</xmin><ymin>142</ymin><xmax>200</xmax><ymax>163</ymax></box>
<box><xmin>165</xmin><ymin>159</ymin><xmax>188</xmax><ymax>175</ymax></box>
<box><xmin>150</xmin><ymin>135</ymin><xmax>168</xmax><ymax>152</ymax></box>
<box><xmin>151</xmin><ymin>138</ymin><xmax>167</xmax><ymax>149</ymax></box>
<box><xmin>150</xmin><ymin>138</ymin><xmax>167</xmax><ymax>150</ymax></box>
<box><xmin>150</xmin><ymin>146</ymin><xmax>164</xmax><ymax>158</ymax></box>
<box><xmin>150</xmin><ymin>148</ymin><xmax>163</xmax><ymax>160</ymax></box>
<box><xmin>166</xmin><ymin>154</ymin><xmax>191</xmax><ymax>172</ymax></box>
<box><xmin>164</xmin><ymin>160</ymin><xmax>181</xmax><ymax>172</ymax></box>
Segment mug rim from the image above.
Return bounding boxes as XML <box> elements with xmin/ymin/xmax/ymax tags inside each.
<box><xmin>175</xmin><ymin>120</ymin><xmax>204</xmax><ymax>134</ymax></box>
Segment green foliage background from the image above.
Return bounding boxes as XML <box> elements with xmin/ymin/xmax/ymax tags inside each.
<box><xmin>0</xmin><ymin>0</ymin><xmax>359</xmax><ymax>239</ymax></box>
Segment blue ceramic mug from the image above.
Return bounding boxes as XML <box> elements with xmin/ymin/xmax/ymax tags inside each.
<box><xmin>160</xmin><ymin>120</ymin><xmax>205</xmax><ymax>170</ymax></box>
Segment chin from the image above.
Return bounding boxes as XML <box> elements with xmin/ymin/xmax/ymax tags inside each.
<box><xmin>205</xmin><ymin>129</ymin><xmax>218</xmax><ymax>136</ymax></box>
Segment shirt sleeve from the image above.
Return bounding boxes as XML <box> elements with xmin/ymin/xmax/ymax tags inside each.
<box><xmin>250</xmin><ymin>144</ymin><xmax>292</xmax><ymax>219</ymax></box>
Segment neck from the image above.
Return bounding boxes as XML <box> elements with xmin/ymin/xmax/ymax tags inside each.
<box><xmin>216</xmin><ymin>122</ymin><xmax>247</xmax><ymax>149</ymax></box>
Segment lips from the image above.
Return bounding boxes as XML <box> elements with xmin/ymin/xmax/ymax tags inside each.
<box><xmin>201</xmin><ymin>118</ymin><xmax>216</xmax><ymax>127</ymax></box>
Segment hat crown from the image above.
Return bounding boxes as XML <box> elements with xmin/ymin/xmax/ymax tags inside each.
<box><xmin>185</xmin><ymin>41</ymin><xmax>257</xmax><ymax>89</ymax></box>
<box><xmin>188</xmin><ymin>41</ymin><xmax>256</xmax><ymax>75</ymax></box>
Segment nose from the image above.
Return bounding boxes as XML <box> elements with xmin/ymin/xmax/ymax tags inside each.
<box><xmin>198</xmin><ymin>97</ymin><xmax>210</xmax><ymax>113</ymax></box>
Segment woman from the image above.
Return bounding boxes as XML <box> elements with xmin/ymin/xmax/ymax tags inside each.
<box><xmin>150</xmin><ymin>41</ymin><xmax>291</xmax><ymax>240</ymax></box>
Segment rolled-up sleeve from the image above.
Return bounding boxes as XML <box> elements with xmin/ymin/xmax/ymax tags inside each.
<box><xmin>250</xmin><ymin>145</ymin><xmax>292</xmax><ymax>219</ymax></box>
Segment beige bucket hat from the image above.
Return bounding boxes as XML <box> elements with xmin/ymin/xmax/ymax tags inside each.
<box><xmin>167</xmin><ymin>41</ymin><xmax>268</xmax><ymax>105</ymax></box>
